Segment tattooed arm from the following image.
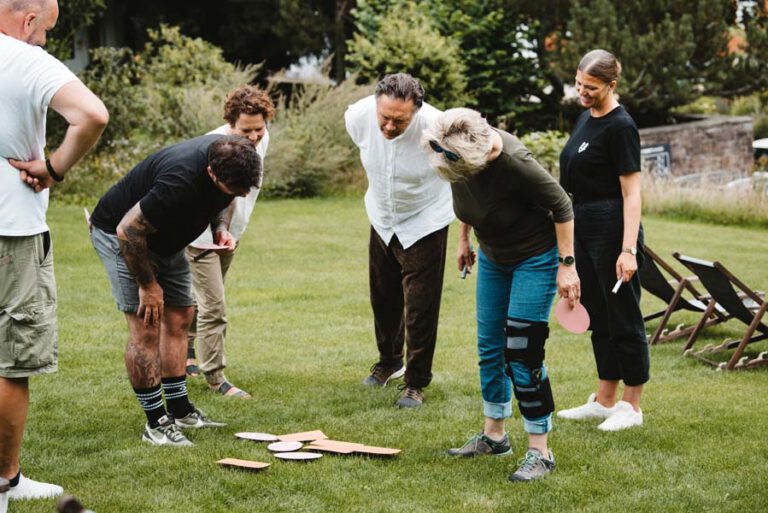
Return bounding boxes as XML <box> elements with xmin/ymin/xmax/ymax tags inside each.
<box><xmin>210</xmin><ymin>201</ymin><xmax>237</xmax><ymax>251</ymax></box>
<box><xmin>117</xmin><ymin>203</ymin><xmax>163</xmax><ymax>325</ymax></box>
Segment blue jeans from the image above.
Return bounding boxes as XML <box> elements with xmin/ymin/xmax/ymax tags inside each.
<box><xmin>476</xmin><ymin>246</ymin><xmax>558</xmax><ymax>434</ymax></box>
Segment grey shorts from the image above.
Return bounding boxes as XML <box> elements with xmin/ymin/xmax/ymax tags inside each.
<box><xmin>90</xmin><ymin>226</ymin><xmax>193</xmax><ymax>313</ymax></box>
<box><xmin>0</xmin><ymin>233</ymin><xmax>58</xmax><ymax>378</ymax></box>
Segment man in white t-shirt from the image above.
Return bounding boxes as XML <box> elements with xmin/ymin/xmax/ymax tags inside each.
<box><xmin>345</xmin><ymin>73</ymin><xmax>454</xmax><ymax>408</ymax></box>
<box><xmin>185</xmin><ymin>86</ymin><xmax>274</xmax><ymax>399</ymax></box>
<box><xmin>0</xmin><ymin>0</ymin><xmax>108</xmax><ymax>502</ymax></box>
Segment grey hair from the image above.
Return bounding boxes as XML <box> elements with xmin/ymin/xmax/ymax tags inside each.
<box><xmin>578</xmin><ymin>49</ymin><xmax>622</xmax><ymax>84</ymax></box>
<box><xmin>422</xmin><ymin>108</ymin><xmax>494</xmax><ymax>182</ymax></box>
<box><xmin>374</xmin><ymin>73</ymin><xmax>424</xmax><ymax>108</ymax></box>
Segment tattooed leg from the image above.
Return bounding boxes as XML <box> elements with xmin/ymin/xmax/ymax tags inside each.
<box><xmin>125</xmin><ymin>313</ymin><xmax>162</xmax><ymax>388</ymax></box>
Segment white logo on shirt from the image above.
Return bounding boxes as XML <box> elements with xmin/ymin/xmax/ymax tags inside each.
<box><xmin>578</xmin><ymin>142</ymin><xmax>589</xmax><ymax>153</ymax></box>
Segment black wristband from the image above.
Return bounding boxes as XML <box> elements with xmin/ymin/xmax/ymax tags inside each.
<box><xmin>45</xmin><ymin>158</ymin><xmax>64</xmax><ymax>182</ymax></box>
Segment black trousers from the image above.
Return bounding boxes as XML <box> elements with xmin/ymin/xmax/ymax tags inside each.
<box><xmin>574</xmin><ymin>199</ymin><xmax>650</xmax><ymax>386</ymax></box>
<box><xmin>368</xmin><ymin>226</ymin><xmax>448</xmax><ymax>389</ymax></box>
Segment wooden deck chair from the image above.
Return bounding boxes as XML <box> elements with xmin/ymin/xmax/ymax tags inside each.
<box><xmin>638</xmin><ymin>246</ymin><xmax>727</xmax><ymax>345</ymax></box>
<box><xmin>674</xmin><ymin>253</ymin><xmax>768</xmax><ymax>370</ymax></box>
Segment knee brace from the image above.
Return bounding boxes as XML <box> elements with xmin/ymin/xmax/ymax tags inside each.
<box><xmin>504</xmin><ymin>318</ymin><xmax>555</xmax><ymax>419</ymax></box>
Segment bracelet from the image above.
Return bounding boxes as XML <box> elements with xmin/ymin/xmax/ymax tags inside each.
<box><xmin>45</xmin><ymin>158</ymin><xmax>64</xmax><ymax>182</ymax></box>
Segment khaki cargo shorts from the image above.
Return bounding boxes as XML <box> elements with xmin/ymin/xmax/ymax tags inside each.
<box><xmin>0</xmin><ymin>232</ymin><xmax>58</xmax><ymax>378</ymax></box>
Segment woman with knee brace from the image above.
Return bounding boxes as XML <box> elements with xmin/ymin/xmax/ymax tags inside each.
<box><xmin>556</xmin><ymin>49</ymin><xmax>649</xmax><ymax>431</ymax></box>
<box><xmin>424</xmin><ymin>108</ymin><xmax>580</xmax><ymax>482</ymax></box>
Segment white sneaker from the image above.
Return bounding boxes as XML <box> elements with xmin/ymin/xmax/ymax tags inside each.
<box><xmin>142</xmin><ymin>415</ymin><xmax>193</xmax><ymax>446</ymax></box>
<box><xmin>557</xmin><ymin>393</ymin><xmax>617</xmax><ymax>420</ymax></box>
<box><xmin>7</xmin><ymin>473</ymin><xmax>63</xmax><ymax>500</ymax></box>
<box><xmin>598</xmin><ymin>401</ymin><xmax>643</xmax><ymax>431</ymax></box>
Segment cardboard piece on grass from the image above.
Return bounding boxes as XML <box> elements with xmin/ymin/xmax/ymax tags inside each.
<box><xmin>235</xmin><ymin>432</ymin><xmax>279</xmax><ymax>442</ymax></box>
<box><xmin>554</xmin><ymin>299</ymin><xmax>590</xmax><ymax>334</ymax></box>
<box><xmin>274</xmin><ymin>452</ymin><xmax>323</xmax><ymax>461</ymax></box>
<box><xmin>277</xmin><ymin>430</ymin><xmax>328</xmax><ymax>442</ymax></box>
<box><xmin>217</xmin><ymin>458</ymin><xmax>270</xmax><ymax>471</ymax></box>
<box><xmin>306</xmin><ymin>439</ymin><xmax>401</xmax><ymax>456</ymax></box>
<box><xmin>267</xmin><ymin>441</ymin><xmax>303</xmax><ymax>452</ymax></box>
<box><xmin>304</xmin><ymin>440</ymin><xmax>363</xmax><ymax>454</ymax></box>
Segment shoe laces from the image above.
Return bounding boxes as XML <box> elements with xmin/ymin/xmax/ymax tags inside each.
<box><xmin>516</xmin><ymin>451</ymin><xmax>542</xmax><ymax>474</ymax></box>
<box><xmin>397</xmin><ymin>384</ymin><xmax>423</xmax><ymax>401</ymax></box>
<box><xmin>459</xmin><ymin>432</ymin><xmax>484</xmax><ymax>450</ymax></box>
<box><xmin>369</xmin><ymin>363</ymin><xmax>389</xmax><ymax>382</ymax></box>
<box><xmin>160</xmin><ymin>423</ymin><xmax>187</xmax><ymax>442</ymax></box>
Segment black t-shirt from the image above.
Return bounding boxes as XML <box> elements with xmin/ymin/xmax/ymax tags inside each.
<box><xmin>451</xmin><ymin>130</ymin><xmax>573</xmax><ymax>265</ymax></box>
<box><xmin>90</xmin><ymin>134</ymin><xmax>233</xmax><ymax>256</ymax></box>
<box><xmin>559</xmin><ymin>105</ymin><xmax>640</xmax><ymax>202</ymax></box>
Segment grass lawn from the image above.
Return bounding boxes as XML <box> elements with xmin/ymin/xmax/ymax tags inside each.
<box><xmin>17</xmin><ymin>197</ymin><xmax>768</xmax><ymax>513</ymax></box>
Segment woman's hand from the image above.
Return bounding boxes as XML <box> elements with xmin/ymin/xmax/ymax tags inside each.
<box><xmin>557</xmin><ymin>265</ymin><xmax>581</xmax><ymax>308</ymax></box>
<box><xmin>616</xmin><ymin>252</ymin><xmax>638</xmax><ymax>282</ymax></box>
<box><xmin>456</xmin><ymin>237</ymin><xmax>476</xmax><ymax>273</ymax></box>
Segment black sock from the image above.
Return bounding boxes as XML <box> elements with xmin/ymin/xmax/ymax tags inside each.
<box><xmin>162</xmin><ymin>376</ymin><xmax>193</xmax><ymax>419</ymax></box>
<box><xmin>133</xmin><ymin>385</ymin><xmax>167</xmax><ymax>428</ymax></box>
<box><xmin>9</xmin><ymin>469</ymin><xmax>20</xmax><ymax>487</ymax></box>
<box><xmin>187</xmin><ymin>346</ymin><xmax>196</xmax><ymax>359</ymax></box>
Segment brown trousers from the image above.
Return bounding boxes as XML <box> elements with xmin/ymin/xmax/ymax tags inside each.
<box><xmin>368</xmin><ymin>226</ymin><xmax>448</xmax><ymax>389</ymax></box>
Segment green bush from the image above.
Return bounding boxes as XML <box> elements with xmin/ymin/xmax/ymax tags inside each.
<box><xmin>519</xmin><ymin>130</ymin><xmax>569</xmax><ymax>177</ymax></box>
<box><xmin>265</xmin><ymin>79</ymin><xmax>373</xmax><ymax>198</ymax></box>
<box><xmin>731</xmin><ymin>92</ymin><xmax>768</xmax><ymax>139</ymax></box>
<box><xmin>347</xmin><ymin>2</ymin><xmax>469</xmax><ymax>110</ymax></box>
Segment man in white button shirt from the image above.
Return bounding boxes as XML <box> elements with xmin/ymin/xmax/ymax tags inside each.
<box><xmin>0</xmin><ymin>0</ymin><xmax>108</xmax><ymax>502</ymax></box>
<box><xmin>185</xmin><ymin>86</ymin><xmax>274</xmax><ymax>399</ymax></box>
<box><xmin>345</xmin><ymin>73</ymin><xmax>454</xmax><ymax>408</ymax></box>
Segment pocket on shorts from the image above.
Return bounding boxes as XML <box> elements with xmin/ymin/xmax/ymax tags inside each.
<box><xmin>5</xmin><ymin>301</ymin><xmax>57</xmax><ymax>370</ymax></box>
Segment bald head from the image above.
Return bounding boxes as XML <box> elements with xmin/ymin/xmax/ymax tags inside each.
<box><xmin>0</xmin><ymin>0</ymin><xmax>58</xmax><ymax>46</ymax></box>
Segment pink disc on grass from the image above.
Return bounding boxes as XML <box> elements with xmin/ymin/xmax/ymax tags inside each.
<box><xmin>554</xmin><ymin>300</ymin><xmax>590</xmax><ymax>334</ymax></box>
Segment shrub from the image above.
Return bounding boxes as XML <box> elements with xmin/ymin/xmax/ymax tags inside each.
<box><xmin>347</xmin><ymin>2</ymin><xmax>469</xmax><ymax>110</ymax></box>
<box><xmin>519</xmin><ymin>130</ymin><xmax>569</xmax><ymax>177</ymax></box>
<box><xmin>265</xmin><ymin>78</ymin><xmax>373</xmax><ymax>198</ymax></box>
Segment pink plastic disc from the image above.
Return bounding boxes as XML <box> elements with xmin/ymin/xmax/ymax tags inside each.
<box><xmin>554</xmin><ymin>300</ymin><xmax>590</xmax><ymax>334</ymax></box>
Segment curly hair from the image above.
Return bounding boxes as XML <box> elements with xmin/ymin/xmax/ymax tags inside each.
<box><xmin>223</xmin><ymin>85</ymin><xmax>275</xmax><ymax>126</ymax></box>
<box><xmin>208</xmin><ymin>135</ymin><xmax>262</xmax><ymax>194</ymax></box>
<box><xmin>422</xmin><ymin>108</ymin><xmax>494</xmax><ymax>182</ymax></box>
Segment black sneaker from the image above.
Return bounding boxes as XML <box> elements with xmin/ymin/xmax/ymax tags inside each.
<box><xmin>447</xmin><ymin>432</ymin><xmax>512</xmax><ymax>457</ymax></box>
<box><xmin>395</xmin><ymin>385</ymin><xmax>424</xmax><ymax>408</ymax></box>
<box><xmin>362</xmin><ymin>362</ymin><xmax>405</xmax><ymax>387</ymax></box>
<box><xmin>508</xmin><ymin>448</ymin><xmax>555</xmax><ymax>482</ymax></box>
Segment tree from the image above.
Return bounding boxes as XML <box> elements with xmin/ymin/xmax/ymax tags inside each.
<box><xmin>558</xmin><ymin>0</ymin><xmax>768</xmax><ymax>126</ymax></box>
<box><xmin>347</xmin><ymin>1</ymin><xmax>469</xmax><ymax>109</ymax></box>
<box><xmin>46</xmin><ymin>0</ymin><xmax>106</xmax><ymax>60</ymax></box>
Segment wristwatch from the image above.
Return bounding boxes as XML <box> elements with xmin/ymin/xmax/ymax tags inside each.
<box><xmin>622</xmin><ymin>246</ymin><xmax>637</xmax><ymax>256</ymax></box>
<box><xmin>558</xmin><ymin>255</ymin><xmax>575</xmax><ymax>266</ymax></box>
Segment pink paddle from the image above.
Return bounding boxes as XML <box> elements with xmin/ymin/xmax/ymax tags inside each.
<box><xmin>554</xmin><ymin>299</ymin><xmax>590</xmax><ymax>334</ymax></box>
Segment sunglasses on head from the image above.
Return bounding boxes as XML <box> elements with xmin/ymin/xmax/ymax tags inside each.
<box><xmin>429</xmin><ymin>140</ymin><xmax>461</xmax><ymax>162</ymax></box>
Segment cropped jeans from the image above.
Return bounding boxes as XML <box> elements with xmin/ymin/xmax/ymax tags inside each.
<box><xmin>476</xmin><ymin>245</ymin><xmax>558</xmax><ymax>435</ymax></box>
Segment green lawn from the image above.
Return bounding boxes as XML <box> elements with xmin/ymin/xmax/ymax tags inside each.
<box><xmin>18</xmin><ymin>198</ymin><xmax>768</xmax><ymax>513</ymax></box>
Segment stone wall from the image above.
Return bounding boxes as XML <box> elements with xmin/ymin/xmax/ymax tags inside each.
<box><xmin>639</xmin><ymin>116</ymin><xmax>754</xmax><ymax>179</ymax></box>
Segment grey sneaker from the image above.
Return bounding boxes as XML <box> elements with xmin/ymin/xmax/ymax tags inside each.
<box><xmin>142</xmin><ymin>415</ymin><xmax>193</xmax><ymax>447</ymax></box>
<box><xmin>395</xmin><ymin>385</ymin><xmax>423</xmax><ymax>408</ymax></box>
<box><xmin>508</xmin><ymin>448</ymin><xmax>555</xmax><ymax>482</ymax></box>
<box><xmin>447</xmin><ymin>432</ymin><xmax>512</xmax><ymax>457</ymax></box>
<box><xmin>174</xmin><ymin>407</ymin><xmax>226</xmax><ymax>429</ymax></box>
<box><xmin>362</xmin><ymin>362</ymin><xmax>405</xmax><ymax>387</ymax></box>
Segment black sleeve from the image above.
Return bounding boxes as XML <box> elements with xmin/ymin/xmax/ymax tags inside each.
<box><xmin>608</xmin><ymin>122</ymin><xmax>641</xmax><ymax>175</ymax></box>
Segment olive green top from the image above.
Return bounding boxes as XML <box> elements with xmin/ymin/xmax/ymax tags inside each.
<box><xmin>451</xmin><ymin>129</ymin><xmax>573</xmax><ymax>265</ymax></box>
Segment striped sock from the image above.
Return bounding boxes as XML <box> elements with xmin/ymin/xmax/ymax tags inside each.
<box><xmin>162</xmin><ymin>376</ymin><xmax>194</xmax><ymax>419</ymax></box>
<box><xmin>133</xmin><ymin>385</ymin><xmax>166</xmax><ymax>428</ymax></box>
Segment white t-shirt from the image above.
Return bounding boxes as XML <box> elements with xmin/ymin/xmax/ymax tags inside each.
<box><xmin>345</xmin><ymin>95</ymin><xmax>454</xmax><ymax>249</ymax></box>
<box><xmin>0</xmin><ymin>34</ymin><xmax>78</xmax><ymax>236</ymax></box>
<box><xmin>188</xmin><ymin>125</ymin><xmax>269</xmax><ymax>247</ymax></box>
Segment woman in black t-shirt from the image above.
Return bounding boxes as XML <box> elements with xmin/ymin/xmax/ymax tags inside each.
<box><xmin>557</xmin><ymin>49</ymin><xmax>649</xmax><ymax>431</ymax></box>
